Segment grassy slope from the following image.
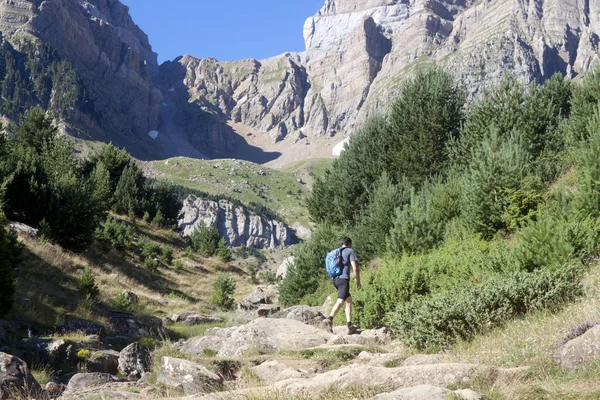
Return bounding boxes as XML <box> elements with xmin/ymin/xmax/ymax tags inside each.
<box><xmin>154</xmin><ymin>157</ymin><xmax>311</xmax><ymax>227</ymax></box>
<box><xmin>444</xmin><ymin>263</ymin><xmax>600</xmax><ymax>399</ymax></box>
<box><xmin>7</xmin><ymin>219</ymin><xmax>264</xmax><ymax>342</ymax></box>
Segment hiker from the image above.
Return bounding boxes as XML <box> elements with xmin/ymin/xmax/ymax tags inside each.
<box><xmin>324</xmin><ymin>237</ymin><xmax>361</xmax><ymax>334</ymax></box>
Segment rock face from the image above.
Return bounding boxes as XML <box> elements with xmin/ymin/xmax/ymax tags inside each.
<box><xmin>1</xmin><ymin>0</ymin><xmax>597</xmax><ymax>164</ymax></box>
<box><xmin>159</xmin><ymin>0</ymin><xmax>600</xmax><ymax>162</ymax></box>
<box><xmin>0</xmin><ymin>352</ymin><xmax>42</xmax><ymax>400</ymax></box>
<box><xmin>178</xmin><ymin>195</ymin><xmax>297</xmax><ymax>249</ymax></box>
<box><xmin>0</xmin><ymin>0</ymin><xmax>163</xmax><ymax>158</ymax></box>
<box><xmin>157</xmin><ymin>357</ymin><xmax>222</xmax><ymax>395</ymax></box>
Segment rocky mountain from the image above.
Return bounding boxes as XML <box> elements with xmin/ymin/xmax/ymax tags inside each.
<box><xmin>0</xmin><ymin>0</ymin><xmax>168</xmax><ymax>158</ymax></box>
<box><xmin>161</xmin><ymin>0</ymin><xmax>600</xmax><ymax>161</ymax></box>
<box><xmin>177</xmin><ymin>195</ymin><xmax>297</xmax><ymax>250</ymax></box>
<box><xmin>0</xmin><ymin>0</ymin><xmax>598</xmax><ymax>163</ymax></box>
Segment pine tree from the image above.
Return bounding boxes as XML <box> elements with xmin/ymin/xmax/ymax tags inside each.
<box><xmin>461</xmin><ymin>129</ymin><xmax>530</xmax><ymax>239</ymax></box>
<box><xmin>112</xmin><ymin>163</ymin><xmax>142</xmax><ymax>216</ymax></box>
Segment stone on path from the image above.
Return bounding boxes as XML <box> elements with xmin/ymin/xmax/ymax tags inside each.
<box><xmin>157</xmin><ymin>357</ymin><xmax>222</xmax><ymax>395</ymax></box>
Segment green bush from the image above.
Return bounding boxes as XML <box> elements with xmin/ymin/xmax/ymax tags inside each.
<box><xmin>138</xmin><ymin>235</ymin><xmax>161</xmax><ymax>260</ymax></box>
<box><xmin>388</xmin><ymin>266</ymin><xmax>583</xmax><ymax>350</ymax></box>
<box><xmin>189</xmin><ymin>222</ymin><xmax>221</xmax><ymax>256</ymax></box>
<box><xmin>307</xmin><ymin>68</ymin><xmax>464</xmax><ymax>226</ymax></box>
<box><xmin>161</xmin><ymin>246</ymin><xmax>174</xmax><ymax>266</ymax></box>
<box><xmin>111</xmin><ymin>291</ymin><xmax>135</xmax><ymax>312</ymax></box>
<box><xmin>215</xmin><ymin>238</ymin><xmax>232</xmax><ymax>262</ymax></box>
<box><xmin>211</xmin><ymin>273</ymin><xmax>236</xmax><ymax>310</ymax></box>
<box><xmin>354</xmin><ymin>234</ymin><xmax>518</xmax><ymax>328</ymax></box>
<box><xmin>95</xmin><ymin>216</ymin><xmax>134</xmax><ymax>251</ymax></box>
<box><xmin>77</xmin><ymin>268</ymin><xmax>99</xmax><ymax>299</ymax></box>
<box><xmin>354</xmin><ymin>173</ymin><xmax>412</xmax><ymax>256</ymax></box>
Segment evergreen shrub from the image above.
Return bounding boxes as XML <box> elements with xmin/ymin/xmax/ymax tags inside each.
<box><xmin>388</xmin><ymin>265</ymin><xmax>583</xmax><ymax>350</ymax></box>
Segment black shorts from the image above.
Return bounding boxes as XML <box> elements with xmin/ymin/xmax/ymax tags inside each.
<box><xmin>333</xmin><ymin>278</ymin><xmax>351</xmax><ymax>300</ymax></box>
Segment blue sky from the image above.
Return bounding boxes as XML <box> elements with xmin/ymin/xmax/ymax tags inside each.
<box><xmin>122</xmin><ymin>0</ymin><xmax>325</xmax><ymax>64</ymax></box>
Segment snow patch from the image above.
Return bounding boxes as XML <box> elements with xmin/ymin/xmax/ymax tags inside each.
<box><xmin>148</xmin><ymin>130</ymin><xmax>159</xmax><ymax>140</ymax></box>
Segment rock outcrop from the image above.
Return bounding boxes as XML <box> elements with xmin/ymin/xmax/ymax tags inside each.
<box><xmin>178</xmin><ymin>195</ymin><xmax>297</xmax><ymax>249</ymax></box>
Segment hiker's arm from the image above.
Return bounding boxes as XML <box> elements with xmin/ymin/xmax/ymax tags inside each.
<box><xmin>352</xmin><ymin>260</ymin><xmax>361</xmax><ymax>289</ymax></box>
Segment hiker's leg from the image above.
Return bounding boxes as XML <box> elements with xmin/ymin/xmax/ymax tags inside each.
<box><xmin>330</xmin><ymin>298</ymin><xmax>345</xmax><ymax>319</ymax></box>
<box><xmin>345</xmin><ymin>296</ymin><xmax>352</xmax><ymax>324</ymax></box>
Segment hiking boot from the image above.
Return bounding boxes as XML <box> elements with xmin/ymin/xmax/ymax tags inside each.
<box><xmin>321</xmin><ymin>318</ymin><xmax>333</xmax><ymax>333</ymax></box>
<box><xmin>347</xmin><ymin>324</ymin><xmax>359</xmax><ymax>335</ymax></box>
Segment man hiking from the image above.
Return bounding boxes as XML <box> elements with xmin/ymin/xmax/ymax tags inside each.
<box><xmin>324</xmin><ymin>237</ymin><xmax>361</xmax><ymax>334</ymax></box>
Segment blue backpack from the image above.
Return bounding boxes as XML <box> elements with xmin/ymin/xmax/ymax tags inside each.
<box><xmin>325</xmin><ymin>248</ymin><xmax>345</xmax><ymax>278</ymax></box>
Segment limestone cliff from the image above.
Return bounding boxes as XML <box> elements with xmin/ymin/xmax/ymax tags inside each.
<box><xmin>164</xmin><ymin>0</ymin><xmax>600</xmax><ymax>151</ymax></box>
<box><xmin>177</xmin><ymin>195</ymin><xmax>297</xmax><ymax>250</ymax></box>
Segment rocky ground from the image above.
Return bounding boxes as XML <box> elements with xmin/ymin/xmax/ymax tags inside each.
<box><xmin>3</xmin><ymin>294</ymin><xmax>600</xmax><ymax>400</ymax></box>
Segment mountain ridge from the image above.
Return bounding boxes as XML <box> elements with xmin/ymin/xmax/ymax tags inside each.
<box><xmin>0</xmin><ymin>0</ymin><xmax>598</xmax><ymax>164</ymax></box>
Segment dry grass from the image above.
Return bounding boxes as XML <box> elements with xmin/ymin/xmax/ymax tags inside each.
<box><xmin>8</xmin><ymin>220</ymin><xmax>261</xmax><ymax>339</ymax></box>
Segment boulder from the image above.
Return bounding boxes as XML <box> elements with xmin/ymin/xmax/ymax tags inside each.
<box><xmin>8</xmin><ymin>221</ymin><xmax>38</xmax><ymax>237</ymax></box>
<box><xmin>118</xmin><ymin>343</ymin><xmax>150</xmax><ymax>380</ymax></box>
<box><xmin>157</xmin><ymin>357</ymin><xmax>222</xmax><ymax>395</ymax></box>
<box><xmin>251</xmin><ymin>360</ymin><xmax>304</xmax><ymax>383</ymax></box>
<box><xmin>21</xmin><ymin>337</ymin><xmax>104</xmax><ymax>374</ymax></box>
<box><xmin>181</xmin><ymin>318</ymin><xmax>332</xmax><ymax>358</ymax></box>
<box><xmin>238</xmin><ymin>288</ymin><xmax>270</xmax><ymax>310</ymax></box>
<box><xmin>87</xmin><ymin>350</ymin><xmax>120</xmax><ymax>375</ymax></box>
<box><xmin>556</xmin><ymin>324</ymin><xmax>600</xmax><ymax>370</ymax></box>
<box><xmin>66</xmin><ymin>373</ymin><xmax>124</xmax><ymax>391</ymax></box>
<box><xmin>276</xmin><ymin>256</ymin><xmax>294</xmax><ymax>279</ymax></box>
<box><xmin>272</xmin><ymin>306</ymin><xmax>329</xmax><ymax>330</ymax></box>
<box><xmin>257</xmin><ymin>305</ymin><xmax>281</xmax><ymax>317</ymax></box>
<box><xmin>182</xmin><ymin>314</ymin><xmax>223</xmax><ymax>326</ymax></box>
<box><xmin>0</xmin><ymin>352</ymin><xmax>42</xmax><ymax>400</ymax></box>
<box><xmin>121</xmin><ymin>291</ymin><xmax>139</xmax><ymax>304</ymax></box>
<box><xmin>371</xmin><ymin>384</ymin><xmax>482</xmax><ymax>400</ymax></box>
<box><xmin>104</xmin><ymin>310</ymin><xmax>156</xmax><ymax>337</ymax></box>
